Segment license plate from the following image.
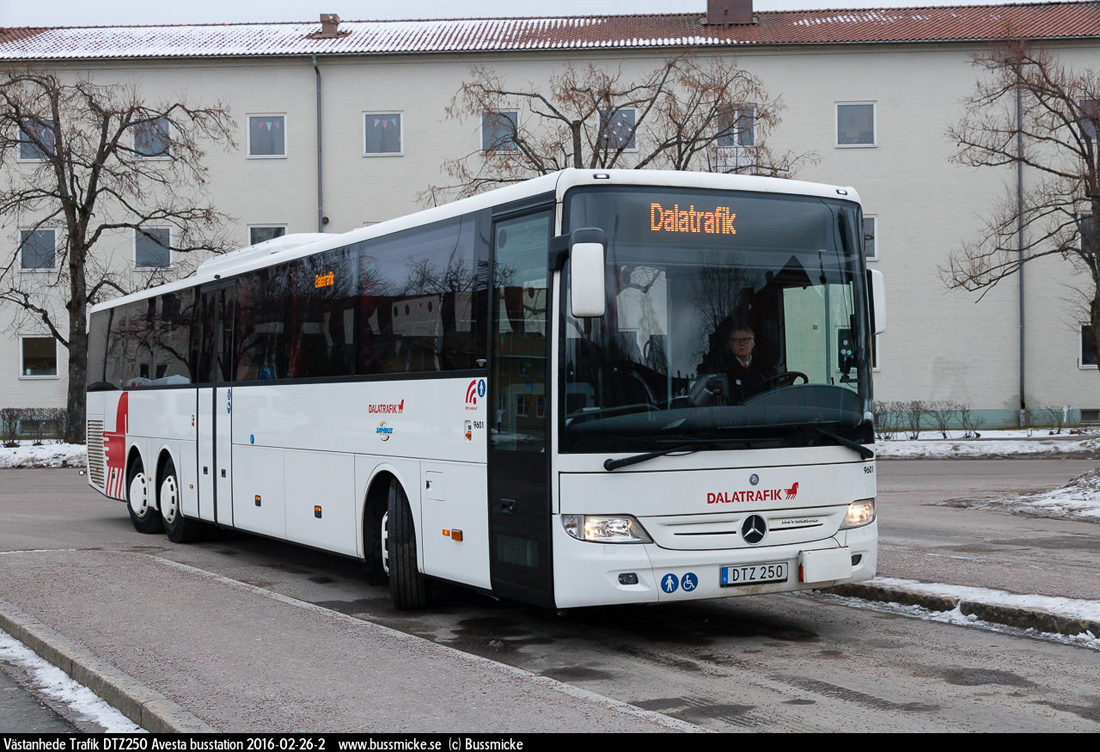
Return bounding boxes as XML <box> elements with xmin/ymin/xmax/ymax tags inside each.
<box><xmin>720</xmin><ymin>561</ymin><xmax>789</xmax><ymax>587</ymax></box>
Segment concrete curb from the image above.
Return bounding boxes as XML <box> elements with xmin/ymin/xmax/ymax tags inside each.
<box><xmin>0</xmin><ymin>596</ymin><xmax>217</xmax><ymax>733</ymax></box>
<box><xmin>827</xmin><ymin>583</ymin><xmax>1100</xmax><ymax>638</ymax></box>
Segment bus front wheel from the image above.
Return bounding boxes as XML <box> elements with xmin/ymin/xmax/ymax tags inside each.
<box><xmin>160</xmin><ymin>460</ymin><xmax>202</xmax><ymax>544</ymax></box>
<box><xmin>386</xmin><ymin>480</ymin><xmax>427</xmax><ymax>609</ymax></box>
<box><xmin>127</xmin><ymin>459</ymin><xmax>163</xmax><ymax>534</ymax></box>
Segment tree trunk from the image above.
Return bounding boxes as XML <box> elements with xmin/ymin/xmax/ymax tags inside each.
<box><xmin>64</xmin><ymin>244</ymin><xmax>88</xmax><ymax>445</ymax></box>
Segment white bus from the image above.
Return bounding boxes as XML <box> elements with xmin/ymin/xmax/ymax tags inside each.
<box><xmin>86</xmin><ymin>168</ymin><xmax>885</xmax><ymax>609</ymax></box>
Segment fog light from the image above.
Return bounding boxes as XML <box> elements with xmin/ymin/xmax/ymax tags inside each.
<box><xmin>618</xmin><ymin>573</ymin><xmax>639</xmax><ymax>585</ymax></box>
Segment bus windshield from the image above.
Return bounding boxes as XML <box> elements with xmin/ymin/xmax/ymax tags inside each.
<box><xmin>561</xmin><ymin>186</ymin><xmax>873</xmax><ymax>455</ymax></box>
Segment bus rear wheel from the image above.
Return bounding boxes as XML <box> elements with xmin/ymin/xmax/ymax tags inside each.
<box><xmin>160</xmin><ymin>460</ymin><xmax>201</xmax><ymax>543</ymax></box>
<box><xmin>386</xmin><ymin>480</ymin><xmax>427</xmax><ymax>609</ymax></box>
<box><xmin>127</xmin><ymin>460</ymin><xmax>163</xmax><ymax>534</ymax></box>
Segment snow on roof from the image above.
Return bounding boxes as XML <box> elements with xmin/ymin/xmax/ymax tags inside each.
<box><xmin>1</xmin><ymin>3</ymin><xmax>1098</xmax><ymax>62</ymax></box>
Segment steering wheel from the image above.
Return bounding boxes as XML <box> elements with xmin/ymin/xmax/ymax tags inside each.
<box><xmin>758</xmin><ymin>371</ymin><xmax>809</xmax><ymax>390</ymax></box>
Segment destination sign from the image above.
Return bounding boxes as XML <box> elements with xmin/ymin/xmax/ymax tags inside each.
<box><xmin>650</xmin><ymin>201</ymin><xmax>737</xmax><ymax>236</ymax></box>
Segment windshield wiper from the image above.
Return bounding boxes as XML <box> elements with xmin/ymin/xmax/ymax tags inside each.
<box><xmin>812</xmin><ymin>427</ymin><xmax>874</xmax><ymax>459</ymax></box>
<box><xmin>603</xmin><ymin>440</ymin><xmax>749</xmax><ymax>471</ymax></box>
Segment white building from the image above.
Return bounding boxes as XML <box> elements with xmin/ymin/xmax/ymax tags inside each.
<box><xmin>1</xmin><ymin>1</ymin><xmax>1099</xmax><ymax>430</ymax></box>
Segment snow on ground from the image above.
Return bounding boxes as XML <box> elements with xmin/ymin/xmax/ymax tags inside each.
<box><xmin>0</xmin><ymin>629</ymin><xmax>145</xmax><ymax>733</ymax></box>
<box><xmin>0</xmin><ymin>441</ymin><xmax>86</xmax><ymax>469</ymax></box>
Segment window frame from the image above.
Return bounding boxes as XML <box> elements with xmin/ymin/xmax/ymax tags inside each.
<box><xmin>481</xmin><ymin>110</ymin><xmax>519</xmax><ymax>153</ymax></box>
<box><xmin>18</xmin><ymin>228</ymin><xmax>57</xmax><ymax>272</ymax></box>
<box><xmin>835</xmin><ymin>102</ymin><xmax>877</xmax><ymax>148</ymax></box>
<box><xmin>863</xmin><ymin>215</ymin><xmax>878</xmax><ymax>261</ymax></box>
<box><xmin>134</xmin><ymin>227</ymin><xmax>172</xmax><ymax>270</ymax></box>
<box><xmin>247</xmin><ymin>114</ymin><xmax>288</xmax><ymax>159</ymax></box>
<box><xmin>18</xmin><ymin>334</ymin><xmax>59</xmax><ymax>379</ymax></box>
<box><xmin>601</xmin><ymin>107</ymin><xmax>638</xmax><ymax>153</ymax></box>
<box><xmin>362</xmin><ymin>111</ymin><xmax>404</xmax><ymax>157</ymax></box>
<box><xmin>18</xmin><ymin>119</ymin><xmax>55</xmax><ymax>162</ymax></box>
<box><xmin>248</xmin><ymin>225</ymin><xmax>288</xmax><ymax>246</ymax></box>
<box><xmin>1081</xmin><ymin>323</ymin><xmax>1098</xmax><ymax>369</ymax></box>
<box><xmin>133</xmin><ymin>116</ymin><xmax>171</xmax><ymax>159</ymax></box>
<box><xmin>718</xmin><ymin>104</ymin><xmax>756</xmax><ymax>149</ymax></box>
<box><xmin>1079</xmin><ymin>99</ymin><xmax>1099</xmax><ymax>142</ymax></box>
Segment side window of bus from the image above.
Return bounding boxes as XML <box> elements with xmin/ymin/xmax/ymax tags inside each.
<box><xmin>88</xmin><ymin>291</ymin><xmax>195</xmax><ymax>389</ymax></box>
<box><xmin>358</xmin><ymin>212</ymin><xmax>488</xmax><ymax>375</ymax></box>
<box><xmin>155</xmin><ymin>290</ymin><xmax>195</xmax><ymax>384</ymax></box>
<box><xmin>237</xmin><ymin>266</ymin><xmax>290</xmax><ymax>381</ymax></box>
<box><xmin>287</xmin><ymin>248</ymin><xmax>358</xmax><ymax>379</ymax></box>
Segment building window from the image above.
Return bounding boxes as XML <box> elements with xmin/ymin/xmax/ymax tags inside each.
<box><xmin>863</xmin><ymin>216</ymin><xmax>878</xmax><ymax>260</ymax></box>
<box><xmin>715</xmin><ymin>106</ymin><xmax>756</xmax><ymax>173</ymax></box>
<box><xmin>135</xmin><ymin>228</ymin><xmax>171</xmax><ymax>268</ymax></box>
<box><xmin>1082</xmin><ymin>324</ymin><xmax>1098</xmax><ymax>368</ymax></box>
<box><xmin>1080</xmin><ymin>214</ymin><xmax>1097</xmax><ymax>255</ymax></box>
<box><xmin>134</xmin><ymin>117</ymin><xmax>170</xmax><ymax>158</ymax></box>
<box><xmin>602</xmin><ymin>108</ymin><xmax>636</xmax><ymax>151</ymax></box>
<box><xmin>836</xmin><ymin>103</ymin><xmax>876</xmax><ymax>147</ymax></box>
<box><xmin>1080</xmin><ymin>99</ymin><xmax>1099</xmax><ymax>142</ymax></box>
<box><xmin>19</xmin><ymin>229</ymin><xmax>56</xmax><ymax>270</ymax></box>
<box><xmin>20</xmin><ymin>336</ymin><xmax>58</xmax><ymax>378</ymax></box>
<box><xmin>718</xmin><ymin>105</ymin><xmax>755</xmax><ymax>148</ymax></box>
<box><xmin>364</xmin><ymin>113</ymin><xmax>402</xmax><ymax>155</ymax></box>
<box><xmin>482</xmin><ymin>111</ymin><xmax>518</xmax><ymax>152</ymax></box>
<box><xmin>19</xmin><ymin>119</ymin><xmax>54</xmax><ymax>161</ymax></box>
<box><xmin>248</xmin><ymin>115</ymin><xmax>286</xmax><ymax>158</ymax></box>
<box><xmin>249</xmin><ymin>226</ymin><xmax>287</xmax><ymax>245</ymax></box>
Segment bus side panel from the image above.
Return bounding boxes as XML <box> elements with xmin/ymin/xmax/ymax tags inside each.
<box><xmin>420</xmin><ymin>460</ymin><xmax>490</xmax><ymax>589</ymax></box>
<box><xmin>127</xmin><ymin>389</ymin><xmax>197</xmax><ymax>515</ymax></box>
<box><xmin>284</xmin><ymin>449</ymin><xmax>357</xmax><ymax>557</ymax></box>
<box><xmin>87</xmin><ymin>390</ymin><xmax>126</xmax><ymax>500</ymax></box>
<box><xmin>197</xmin><ymin>388</ymin><xmax>216</xmax><ymax>522</ymax></box>
<box><xmin>232</xmin><ymin>445</ymin><xmax>286</xmax><ymax>539</ymax></box>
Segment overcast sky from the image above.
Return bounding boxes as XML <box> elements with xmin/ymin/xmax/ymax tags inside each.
<box><xmin>0</xmin><ymin>0</ymin><xmax>1068</xmax><ymax>27</ymax></box>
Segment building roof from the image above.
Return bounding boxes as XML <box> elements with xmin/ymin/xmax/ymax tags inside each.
<box><xmin>0</xmin><ymin>2</ymin><xmax>1098</xmax><ymax>61</ymax></box>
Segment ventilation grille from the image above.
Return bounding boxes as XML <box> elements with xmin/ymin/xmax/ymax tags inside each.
<box><xmin>86</xmin><ymin>420</ymin><xmax>104</xmax><ymax>489</ymax></box>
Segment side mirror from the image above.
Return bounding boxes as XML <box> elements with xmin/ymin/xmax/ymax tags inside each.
<box><xmin>569</xmin><ymin>228</ymin><xmax>606</xmax><ymax>318</ymax></box>
<box><xmin>868</xmin><ymin>268</ymin><xmax>886</xmax><ymax>334</ymax></box>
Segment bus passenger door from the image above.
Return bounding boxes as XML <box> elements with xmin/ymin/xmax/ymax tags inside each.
<box><xmin>196</xmin><ymin>283</ymin><xmax>236</xmax><ymax>527</ymax></box>
<box><xmin>488</xmin><ymin>208</ymin><xmax>554</xmax><ymax>607</ymax></box>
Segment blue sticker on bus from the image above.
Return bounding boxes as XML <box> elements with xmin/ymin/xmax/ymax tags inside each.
<box><xmin>661</xmin><ymin>573</ymin><xmax>680</xmax><ymax>593</ymax></box>
<box><xmin>681</xmin><ymin>573</ymin><xmax>698</xmax><ymax>592</ymax></box>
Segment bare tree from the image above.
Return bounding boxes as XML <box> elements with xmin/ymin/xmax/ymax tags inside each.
<box><xmin>945</xmin><ymin>41</ymin><xmax>1100</xmax><ymax>366</ymax></box>
<box><xmin>0</xmin><ymin>70</ymin><xmax>236</xmax><ymax>442</ymax></box>
<box><xmin>426</xmin><ymin>55</ymin><xmax>816</xmax><ymax>202</ymax></box>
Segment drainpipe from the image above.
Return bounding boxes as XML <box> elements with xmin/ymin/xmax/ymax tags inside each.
<box><xmin>313</xmin><ymin>55</ymin><xmax>324</xmax><ymax>233</ymax></box>
<box><xmin>1017</xmin><ymin>81</ymin><xmax>1027</xmax><ymax>428</ymax></box>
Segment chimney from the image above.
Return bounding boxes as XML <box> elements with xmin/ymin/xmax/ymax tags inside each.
<box><xmin>706</xmin><ymin>0</ymin><xmax>754</xmax><ymax>26</ymax></box>
<box><xmin>319</xmin><ymin>13</ymin><xmax>340</xmax><ymax>38</ymax></box>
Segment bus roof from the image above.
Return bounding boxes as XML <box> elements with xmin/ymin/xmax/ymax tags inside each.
<box><xmin>88</xmin><ymin>169</ymin><xmax>861</xmax><ymax>314</ymax></box>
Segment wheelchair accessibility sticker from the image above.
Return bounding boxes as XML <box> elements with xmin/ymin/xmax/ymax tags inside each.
<box><xmin>661</xmin><ymin>572</ymin><xmax>698</xmax><ymax>594</ymax></box>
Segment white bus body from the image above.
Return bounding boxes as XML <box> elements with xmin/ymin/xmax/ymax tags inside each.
<box><xmin>87</xmin><ymin>169</ymin><xmax>881</xmax><ymax>609</ymax></box>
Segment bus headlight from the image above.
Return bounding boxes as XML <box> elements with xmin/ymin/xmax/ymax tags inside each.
<box><xmin>562</xmin><ymin>514</ymin><xmax>653</xmax><ymax>543</ymax></box>
<box><xmin>840</xmin><ymin>499</ymin><xmax>875</xmax><ymax>529</ymax></box>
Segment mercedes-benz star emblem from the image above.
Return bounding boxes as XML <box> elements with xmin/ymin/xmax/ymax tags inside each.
<box><xmin>749</xmin><ymin>473</ymin><xmax>759</xmax><ymax>486</ymax></box>
<box><xmin>741</xmin><ymin>514</ymin><xmax>768</xmax><ymax>544</ymax></box>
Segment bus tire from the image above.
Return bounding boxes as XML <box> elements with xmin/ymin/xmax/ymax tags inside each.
<box><xmin>387</xmin><ymin>480</ymin><xmax>427</xmax><ymax>609</ymax></box>
<box><xmin>160</xmin><ymin>460</ymin><xmax>201</xmax><ymax>544</ymax></box>
<box><xmin>127</xmin><ymin>459</ymin><xmax>163</xmax><ymax>534</ymax></box>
